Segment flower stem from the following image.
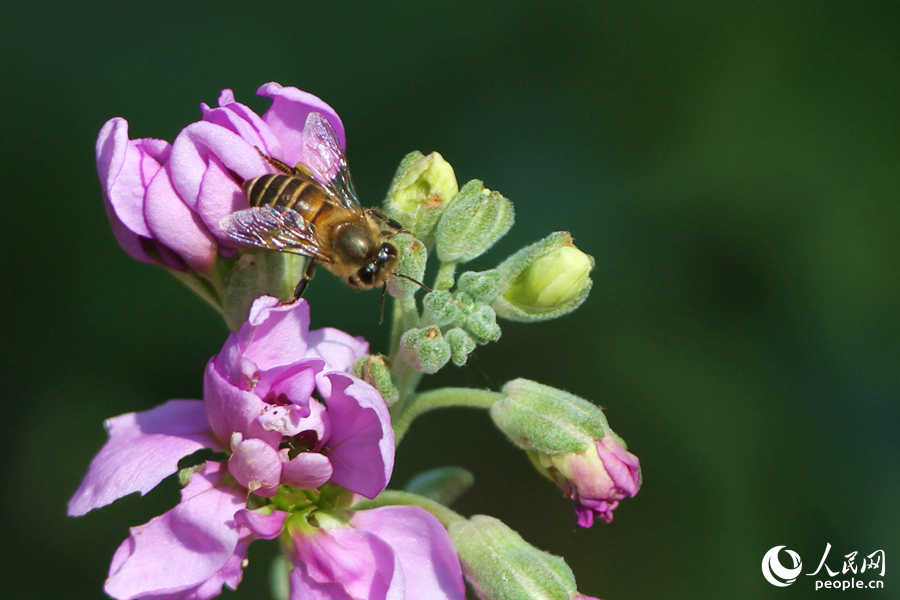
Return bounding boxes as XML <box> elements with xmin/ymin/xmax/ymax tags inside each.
<box><xmin>433</xmin><ymin>260</ymin><xmax>458</xmax><ymax>291</ymax></box>
<box><xmin>353</xmin><ymin>490</ymin><xmax>465</xmax><ymax>528</ymax></box>
<box><xmin>392</xmin><ymin>387</ymin><xmax>502</xmax><ymax>445</ymax></box>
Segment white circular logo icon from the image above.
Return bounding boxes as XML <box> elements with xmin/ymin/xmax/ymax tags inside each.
<box><xmin>762</xmin><ymin>546</ymin><xmax>803</xmax><ymax>587</ymax></box>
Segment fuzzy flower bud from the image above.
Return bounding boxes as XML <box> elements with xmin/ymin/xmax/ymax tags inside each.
<box><xmin>448</xmin><ymin>515</ymin><xmax>592</xmax><ymax>600</ymax></box>
<box><xmin>491</xmin><ymin>379</ymin><xmax>640</xmax><ymax>527</ymax></box>
<box><xmin>400</xmin><ymin>325</ymin><xmax>452</xmax><ymax>373</ymax></box>
<box><xmin>457</xmin><ymin>270</ymin><xmax>502</xmax><ymax>303</ymax></box>
<box><xmin>384</xmin><ymin>151</ymin><xmax>459</xmax><ymax>240</ymax></box>
<box><xmin>492</xmin><ymin>232</ymin><xmax>593</xmax><ymax>322</ymax></box>
<box><xmin>445</xmin><ymin>327</ymin><xmax>477</xmax><ymax>366</ymax></box>
<box><xmin>435</xmin><ymin>180</ymin><xmax>514</xmax><ymax>263</ymax></box>
<box><xmin>353</xmin><ymin>354</ymin><xmax>399</xmax><ymax>405</ymax></box>
<box><xmin>385</xmin><ymin>233</ymin><xmax>428</xmax><ymax>300</ymax></box>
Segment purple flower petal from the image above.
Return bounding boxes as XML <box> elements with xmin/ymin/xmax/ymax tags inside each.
<box><xmin>68</xmin><ymin>400</ymin><xmax>219</xmax><ymax>517</ymax></box>
<box><xmin>257</xmin><ymin>83</ymin><xmax>345</xmax><ymax>169</ymax></box>
<box><xmin>228</xmin><ymin>433</ymin><xmax>282</xmax><ymax>496</ymax></box>
<box><xmin>281</xmin><ymin>451</ymin><xmax>333</xmax><ymax>490</ymax></box>
<box><xmin>144</xmin><ymin>162</ymin><xmax>218</xmax><ymax>274</ymax></box>
<box><xmin>289</xmin><ymin>525</ymin><xmax>402</xmax><ymax>600</ymax></box>
<box><xmin>104</xmin><ymin>462</ymin><xmax>247</xmax><ymax>600</ymax></box>
<box><xmin>195</xmin><ymin>153</ymin><xmax>249</xmax><ymax>240</ymax></box>
<box><xmin>307</xmin><ymin>327</ymin><xmax>369</xmax><ymax>397</ymax></box>
<box><xmin>254</xmin><ymin>358</ymin><xmax>322</xmax><ymax>409</ymax></box>
<box><xmin>169</xmin><ymin>120</ymin><xmax>269</xmax><ymax>211</ymax></box>
<box><xmin>201</xmin><ymin>90</ymin><xmax>283</xmax><ymax>161</ymax></box>
<box><xmin>350</xmin><ymin>506</ymin><xmax>466</xmax><ymax>600</ymax></box>
<box><xmin>237</xmin><ymin>297</ymin><xmax>312</xmax><ymax>372</ymax></box>
<box><xmin>234</xmin><ymin>507</ymin><xmax>289</xmax><ymax>540</ymax></box>
<box><xmin>203</xmin><ymin>360</ymin><xmax>281</xmax><ymax>447</ymax></box>
<box><xmin>96</xmin><ymin>118</ymin><xmax>174</xmax><ymax>266</ymax></box>
<box><xmin>322</xmin><ymin>374</ymin><xmax>394</xmax><ymax>499</ymax></box>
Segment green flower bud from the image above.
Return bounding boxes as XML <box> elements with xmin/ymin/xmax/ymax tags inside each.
<box><xmin>492</xmin><ymin>232</ymin><xmax>593</xmax><ymax>322</ymax></box>
<box><xmin>435</xmin><ymin>180</ymin><xmax>514</xmax><ymax>263</ymax></box>
<box><xmin>400</xmin><ymin>325</ymin><xmax>452</xmax><ymax>374</ymax></box>
<box><xmin>404</xmin><ymin>466</ymin><xmax>474</xmax><ymax>506</ymax></box>
<box><xmin>422</xmin><ymin>290</ymin><xmax>462</xmax><ymax>327</ymax></box>
<box><xmin>492</xmin><ymin>379</ymin><xmax>641</xmax><ymax>528</ymax></box>
<box><xmin>384</xmin><ymin>151</ymin><xmax>459</xmax><ymax>240</ymax></box>
<box><xmin>352</xmin><ymin>354</ymin><xmax>399</xmax><ymax>405</ymax></box>
<box><xmin>490</xmin><ymin>379</ymin><xmax>608</xmax><ymax>454</ymax></box>
<box><xmin>457</xmin><ymin>270</ymin><xmax>502</xmax><ymax>303</ymax></box>
<box><xmin>465</xmin><ymin>305</ymin><xmax>501</xmax><ymax>344</ymax></box>
<box><xmin>445</xmin><ymin>327</ymin><xmax>477</xmax><ymax>366</ymax></box>
<box><xmin>448</xmin><ymin>515</ymin><xmax>580</xmax><ymax>600</ymax></box>
<box><xmin>385</xmin><ymin>233</ymin><xmax>428</xmax><ymax>300</ymax></box>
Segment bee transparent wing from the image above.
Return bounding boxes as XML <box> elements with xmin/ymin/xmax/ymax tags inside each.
<box><xmin>220</xmin><ymin>206</ymin><xmax>332</xmax><ymax>262</ymax></box>
<box><xmin>301</xmin><ymin>112</ymin><xmax>363</xmax><ymax>213</ymax></box>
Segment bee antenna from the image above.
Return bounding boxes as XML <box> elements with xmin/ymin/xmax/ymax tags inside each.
<box><xmin>379</xmin><ymin>284</ymin><xmax>387</xmax><ymax>325</ymax></box>
<box><xmin>392</xmin><ymin>273</ymin><xmax>432</xmax><ymax>293</ymax></box>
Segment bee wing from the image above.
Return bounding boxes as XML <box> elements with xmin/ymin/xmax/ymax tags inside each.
<box><xmin>301</xmin><ymin>112</ymin><xmax>363</xmax><ymax>214</ymax></box>
<box><xmin>220</xmin><ymin>205</ymin><xmax>332</xmax><ymax>262</ymax></box>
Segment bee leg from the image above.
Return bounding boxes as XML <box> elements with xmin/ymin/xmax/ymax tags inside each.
<box><xmin>367</xmin><ymin>209</ymin><xmax>407</xmax><ymax>233</ymax></box>
<box><xmin>293</xmin><ymin>259</ymin><xmax>318</xmax><ymax>298</ymax></box>
<box><xmin>255</xmin><ymin>147</ymin><xmax>295</xmax><ymax>175</ymax></box>
<box><xmin>379</xmin><ymin>282</ymin><xmax>387</xmax><ymax>325</ymax></box>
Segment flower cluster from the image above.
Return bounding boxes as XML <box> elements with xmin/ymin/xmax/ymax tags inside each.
<box><xmin>75</xmin><ymin>83</ymin><xmax>641</xmax><ymax>600</ymax></box>
<box><xmin>69</xmin><ymin>298</ymin><xmax>465</xmax><ymax>600</ymax></box>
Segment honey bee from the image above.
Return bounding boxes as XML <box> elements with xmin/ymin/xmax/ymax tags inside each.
<box><xmin>221</xmin><ymin>112</ymin><xmax>424</xmax><ymax>300</ymax></box>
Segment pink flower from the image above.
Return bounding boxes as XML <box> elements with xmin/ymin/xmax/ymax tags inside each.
<box><xmin>97</xmin><ymin>83</ymin><xmax>344</xmax><ymax>273</ymax></box>
<box><xmin>288</xmin><ymin>506</ymin><xmax>466</xmax><ymax>600</ymax></box>
<box><xmin>538</xmin><ymin>435</ymin><xmax>641</xmax><ymax>528</ymax></box>
<box><xmin>66</xmin><ymin>298</ymin><xmax>433</xmax><ymax>600</ymax></box>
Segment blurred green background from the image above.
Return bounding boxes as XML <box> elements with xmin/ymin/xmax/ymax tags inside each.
<box><xmin>1</xmin><ymin>1</ymin><xmax>897</xmax><ymax>598</ymax></box>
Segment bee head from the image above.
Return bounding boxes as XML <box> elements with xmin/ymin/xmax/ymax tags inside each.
<box><xmin>348</xmin><ymin>242</ymin><xmax>398</xmax><ymax>290</ymax></box>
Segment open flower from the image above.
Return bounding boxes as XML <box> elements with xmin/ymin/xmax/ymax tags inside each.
<box><xmin>64</xmin><ymin>297</ymin><xmax>452</xmax><ymax>600</ymax></box>
<box><xmin>97</xmin><ymin>83</ymin><xmax>344</xmax><ymax>274</ymax></box>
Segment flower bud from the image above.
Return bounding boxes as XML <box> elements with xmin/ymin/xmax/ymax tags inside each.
<box><xmin>445</xmin><ymin>327</ymin><xmax>477</xmax><ymax>366</ymax></box>
<box><xmin>492</xmin><ymin>232</ymin><xmax>593</xmax><ymax>322</ymax></box>
<box><xmin>384</xmin><ymin>151</ymin><xmax>459</xmax><ymax>240</ymax></box>
<box><xmin>457</xmin><ymin>270</ymin><xmax>502</xmax><ymax>303</ymax></box>
<box><xmin>464</xmin><ymin>305</ymin><xmax>501</xmax><ymax>344</ymax></box>
<box><xmin>422</xmin><ymin>290</ymin><xmax>463</xmax><ymax>327</ymax></box>
<box><xmin>400</xmin><ymin>325</ymin><xmax>452</xmax><ymax>374</ymax></box>
<box><xmin>492</xmin><ymin>379</ymin><xmax>640</xmax><ymax>527</ymax></box>
<box><xmin>435</xmin><ymin>180</ymin><xmax>514</xmax><ymax>263</ymax></box>
<box><xmin>448</xmin><ymin>515</ymin><xmax>583</xmax><ymax>600</ymax></box>
<box><xmin>385</xmin><ymin>233</ymin><xmax>428</xmax><ymax>300</ymax></box>
<box><xmin>353</xmin><ymin>354</ymin><xmax>399</xmax><ymax>405</ymax></box>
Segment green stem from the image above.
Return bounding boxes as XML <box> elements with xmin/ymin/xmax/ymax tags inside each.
<box><xmin>392</xmin><ymin>387</ymin><xmax>503</xmax><ymax>445</ymax></box>
<box><xmin>434</xmin><ymin>260</ymin><xmax>458</xmax><ymax>291</ymax></box>
<box><xmin>353</xmin><ymin>490</ymin><xmax>465</xmax><ymax>528</ymax></box>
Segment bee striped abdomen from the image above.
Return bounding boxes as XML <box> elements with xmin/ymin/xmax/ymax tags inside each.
<box><xmin>244</xmin><ymin>174</ymin><xmax>328</xmax><ymax>217</ymax></box>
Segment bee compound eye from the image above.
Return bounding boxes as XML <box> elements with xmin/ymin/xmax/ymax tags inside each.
<box><xmin>378</xmin><ymin>243</ymin><xmax>397</xmax><ymax>263</ymax></box>
<box><xmin>357</xmin><ymin>264</ymin><xmax>377</xmax><ymax>286</ymax></box>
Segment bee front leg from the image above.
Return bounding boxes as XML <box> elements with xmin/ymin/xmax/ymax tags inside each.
<box><xmin>293</xmin><ymin>259</ymin><xmax>319</xmax><ymax>298</ymax></box>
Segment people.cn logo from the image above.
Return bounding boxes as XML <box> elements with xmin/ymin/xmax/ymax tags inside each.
<box><xmin>762</xmin><ymin>546</ymin><xmax>803</xmax><ymax>587</ymax></box>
